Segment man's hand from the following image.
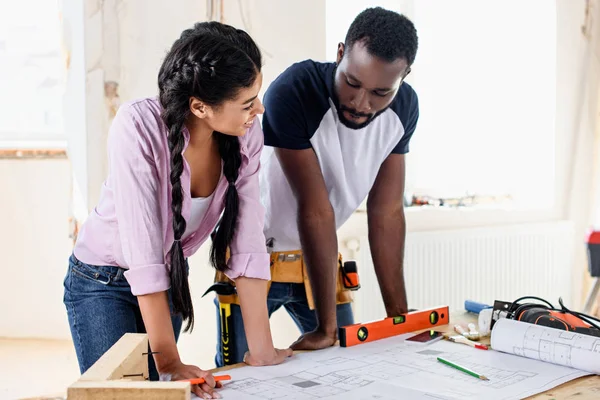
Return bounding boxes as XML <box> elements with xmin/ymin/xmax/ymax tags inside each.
<box><xmin>243</xmin><ymin>348</ymin><xmax>293</xmax><ymax>366</ymax></box>
<box><xmin>290</xmin><ymin>329</ymin><xmax>337</xmax><ymax>351</ymax></box>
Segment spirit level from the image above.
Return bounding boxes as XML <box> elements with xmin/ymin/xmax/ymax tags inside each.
<box><xmin>339</xmin><ymin>306</ymin><xmax>450</xmax><ymax>347</ymax></box>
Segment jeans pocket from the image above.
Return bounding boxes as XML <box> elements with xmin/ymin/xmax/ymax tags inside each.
<box><xmin>70</xmin><ymin>258</ymin><xmax>113</xmax><ymax>286</ymax></box>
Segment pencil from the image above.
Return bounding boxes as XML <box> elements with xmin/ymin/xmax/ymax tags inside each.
<box><xmin>437</xmin><ymin>357</ymin><xmax>489</xmax><ymax>381</ymax></box>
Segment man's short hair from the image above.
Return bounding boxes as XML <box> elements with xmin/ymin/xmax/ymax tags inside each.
<box><xmin>345</xmin><ymin>7</ymin><xmax>418</xmax><ymax>65</ymax></box>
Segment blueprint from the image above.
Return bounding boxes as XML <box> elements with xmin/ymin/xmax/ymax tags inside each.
<box><xmin>491</xmin><ymin>318</ymin><xmax>600</xmax><ymax>374</ymax></box>
<box><xmin>209</xmin><ymin>332</ymin><xmax>590</xmax><ymax>399</ymax></box>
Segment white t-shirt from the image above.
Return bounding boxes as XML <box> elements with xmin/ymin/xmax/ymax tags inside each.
<box><xmin>259</xmin><ymin>60</ymin><xmax>419</xmax><ymax>251</ymax></box>
<box><xmin>183</xmin><ymin>192</ymin><xmax>215</xmax><ymax>239</ymax></box>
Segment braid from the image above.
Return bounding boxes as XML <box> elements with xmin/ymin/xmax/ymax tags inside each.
<box><xmin>210</xmin><ymin>133</ymin><xmax>242</xmax><ymax>270</ymax></box>
<box><xmin>168</xmin><ymin>125</ymin><xmax>186</xmax><ymax>239</ymax></box>
<box><xmin>164</xmin><ymin>102</ymin><xmax>195</xmax><ymax>332</ymax></box>
<box><xmin>157</xmin><ymin>21</ymin><xmax>262</xmax><ymax>332</ymax></box>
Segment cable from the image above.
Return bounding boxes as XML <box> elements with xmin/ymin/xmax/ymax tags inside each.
<box><xmin>558</xmin><ymin>297</ymin><xmax>600</xmax><ymax>330</ymax></box>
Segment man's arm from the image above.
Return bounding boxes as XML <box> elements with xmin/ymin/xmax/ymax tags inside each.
<box><xmin>367</xmin><ymin>153</ymin><xmax>409</xmax><ymax>316</ymax></box>
<box><xmin>276</xmin><ymin>147</ymin><xmax>339</xmax><ymax>349</ymax></box>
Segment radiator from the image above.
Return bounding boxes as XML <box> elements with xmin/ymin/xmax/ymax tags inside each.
<box><xmin>353</xmin><ymin>221</ymin><xmax>575</xmax><ymax>322</ymax></box>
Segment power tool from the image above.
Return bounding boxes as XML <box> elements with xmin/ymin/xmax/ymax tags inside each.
<box><xmin>491</xmin><ymin>296</ymin><xmax>600</xmax><ymax>337</ymax></box>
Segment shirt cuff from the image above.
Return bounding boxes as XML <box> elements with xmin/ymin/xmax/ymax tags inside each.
<box><xmin>225</xmin><ymin>253</ymin><xmax>271</xmax><ymax>281</ymax></box>
<box><xmin>124</xmin><ymin>263</ymin><xmax>171</xmax><ymax>296</ymax></box>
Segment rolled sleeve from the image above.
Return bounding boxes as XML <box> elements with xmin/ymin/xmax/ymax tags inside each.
<box><xmin>109</xmin><ymin>106</ymin><xmax>169</xmax><ymax>295</ymax></box>
<box><xmin>224</xmin><ymin>253</ymin><xmax>271</xmax><ymax>281</ymax></box>
<box><xmin>124</xmin><ymin>264</ymin><xmax>170</xmax><ymax>296</ymax></box>
<box><xmin>226</xmin><ymin>118</ymin><xmax>271</xmax><ymax>281</ymax></box>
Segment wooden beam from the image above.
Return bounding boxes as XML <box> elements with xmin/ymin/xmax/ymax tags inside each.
<box><xmin>67</xmin><ymin>334</ymin><xmax>195</xmax><ymax>399</ymax></box>
<box><xmin>67</xmin><ymin>381</ymin><xmax>190</xmax><ymax>400</ymax></box>
<box><xmin>79</xmin><ymin>333</ymin><xmax>149</xmax><ymax>382</ymax></box>
<box><xmin>0</xmin><ymin>149</ymin><xmax>67</xmax><ymax>159</ymax></box>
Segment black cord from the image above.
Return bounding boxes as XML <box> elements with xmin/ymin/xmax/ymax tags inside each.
<box><xmin>557</xmin><ymin>297</ymin><xmax>600</xmax><ymax>330</ymax></box>
<box><xmin>510</xmin><ymin>296</ymin><xmax>555</xmax><ymax>312</ymax></box>
<box><xmin>511</xmin><ymin>296</ymin><xmax>600</xmax><ymax>331</ymax></box>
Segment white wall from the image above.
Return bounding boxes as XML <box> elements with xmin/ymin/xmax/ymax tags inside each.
<box><xmin>5</xmin><ymin>0</ymin><xmax>327</xmax><ymax>367</ymax></box>
<box><xmin>557</xmin><ymin>0</ymin><xmax>600</xmax><ymax>304</ymax></box>
<box><xmin>221</xmin><ymin>0</ymin><xmax>327</xmax><ymax>94</ymax></box>
<box><xmin>117</xmin><ymin>0</ymin><xmax>326</xmax><ymax>105</ymax></box>
<box><xmin>116</xmin><ymin>0</ymin><xmax>207</xmax><ymax>102</ymax></box>
<box><xmin>0</xmin><ymin>159</ymin><xmax>73</xmax><ymax>339</ymax></box>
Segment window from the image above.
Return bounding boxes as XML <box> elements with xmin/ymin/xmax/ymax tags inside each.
<box><xmin>326</xmin><ymin>0</ymin><xmax>557</xmax><ymax>212</ymax></box>
<box><xmin>0</xmin><ymin>0</ymin><xmax>65</xmax><ymax>149</ymax></box>
<box><xmin>409</xmin><ymin>0</ymin><xmax>556</xmax><ymax>210</ymax></box>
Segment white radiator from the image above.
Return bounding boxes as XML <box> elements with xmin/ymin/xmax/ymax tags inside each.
<box><xmin>353</xmin><ymin>221</ymin><xmax>575</xmax><ymax>322</ymax></box>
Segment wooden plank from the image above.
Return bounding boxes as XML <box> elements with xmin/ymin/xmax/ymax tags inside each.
<box><xmin>0</xmin><ymin>149</ymin><xmax>67</xmax><ymax>159</ymax></box>
<box><xmin>67</xmin><ymin>381</ymin><xmax>190</xmax><ymax>400</ymax></box>
<box><xmin>79</xmin><ymin>333</ymin><xmax>149</xmax><ymax>382</ymax></box>
<box><xmin>526</xmin><ymin>376</ymin><xmax>600</xmax><ymax>399</ymax></box>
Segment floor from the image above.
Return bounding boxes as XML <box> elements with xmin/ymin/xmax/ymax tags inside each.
<box><xmin>0</xmin><ymin>338</ymin><xmax>78</xmax><ymax>400</ymax></box>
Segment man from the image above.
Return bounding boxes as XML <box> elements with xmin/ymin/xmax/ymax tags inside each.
<box><xmin>213</xmin><ymin>7</ymin><xmax>419</xmax><ymax>366</ymax></box>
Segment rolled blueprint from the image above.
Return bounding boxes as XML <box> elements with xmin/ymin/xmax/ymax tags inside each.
<box><xmin>491</xmin><ymin>318</ymin><xmax>600</xmax><ymax>374</ymax></box>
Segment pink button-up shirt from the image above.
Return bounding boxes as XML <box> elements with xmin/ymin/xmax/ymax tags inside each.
<box><xmin>73</xmin><ymin>97</ymin><xmax>270</xmax><ymax>296</ymax></box>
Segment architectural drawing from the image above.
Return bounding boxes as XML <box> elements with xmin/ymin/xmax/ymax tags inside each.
<box><xmin>215</xmin><ymin>335</ymin><xmax>589</xmax><ymax>399</ymax></box>
<box><xmin>492</xmin><ymin>319</ymin><xmax>600</xmax><ymax>374</ymax></box>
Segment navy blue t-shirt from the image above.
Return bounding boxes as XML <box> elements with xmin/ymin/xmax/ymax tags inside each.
<box><xmin>259</xmin><ymin>60</ymin><xmax>419</xmax><ymax>251</ymax></box>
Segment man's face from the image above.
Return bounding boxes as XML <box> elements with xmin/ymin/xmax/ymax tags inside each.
<box><xmin>333</xmin><ymin>41</ymin><xmax>410</xmax><ymax>129</ymax></box>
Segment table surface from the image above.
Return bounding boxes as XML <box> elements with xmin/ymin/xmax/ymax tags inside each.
<box><xmin>214</xmin><ymin>312</ymin><xmax>600</xmax><ymax>399</ymax></box>
<box><xmin>22</xmin><ymin>313</ymin><xmax>599</xmax><ymax>400</ymax></box>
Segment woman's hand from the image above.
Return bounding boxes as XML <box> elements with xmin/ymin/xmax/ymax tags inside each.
<box><xmin>138</xmin><ymin>292</ymin><xmax>220</xmax><ymax>398</ymax></box>
<box><xmin>161</xmin><ymin>360</ymin><xmax>221</xmax><ymax>399</ymax></box>
<box><xmin>243</xmin><ymin>347</ymin><xmax>293</xmax><ymax>366</ymax></box>
<box><xmin>235</xmin><ymin>277</ymin><xmax>295</xmax><ymax>367</ymax></box>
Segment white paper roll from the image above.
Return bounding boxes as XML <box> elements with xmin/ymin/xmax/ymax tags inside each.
<box><xmin>491</xmin><ymin>318</ymin><xmax>600</xmax><ymax>374</ymax></box>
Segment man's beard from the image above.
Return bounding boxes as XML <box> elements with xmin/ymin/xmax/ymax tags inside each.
<box><xmin>336</xmin><ymin>104</ymin><xmax>389</xmax><ymax>130</ymax></box>
<box><xmin>331</xmin><ymin>65</ymin><xmax>390</xmax><ymax>130</ymax></box>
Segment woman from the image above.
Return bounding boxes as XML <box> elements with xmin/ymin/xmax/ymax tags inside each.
<box><xmin>63</xmin><ymin>22</ymin><xmax>291</xmax><ymax>399</ymax></box>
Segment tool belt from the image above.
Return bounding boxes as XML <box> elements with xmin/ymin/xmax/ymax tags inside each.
<box><xmin>209</xmin><ymin>250</ymin><xmax>360</xmax><ymax>310</ymax></box>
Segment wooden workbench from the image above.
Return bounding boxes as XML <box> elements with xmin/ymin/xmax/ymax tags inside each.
<box><xmin>212</xmin><ymin>312</ymin><xmax>600</xmax><ymax>399</ymax></box>
<box><xmin>24</xmin><ymin>313</ymin><xmax>600</xmax><ymax>400</ymax></box>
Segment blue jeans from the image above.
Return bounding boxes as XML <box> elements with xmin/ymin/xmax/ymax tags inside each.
<box><xmin>63</xmin><ymin>255</ymin><xmax>183</xmax><ymax>381</ymax></box>
<box><xmin>214</xmin><ymin>282</ymin><xmax>354</xmax><ymax>367</ymax></box>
